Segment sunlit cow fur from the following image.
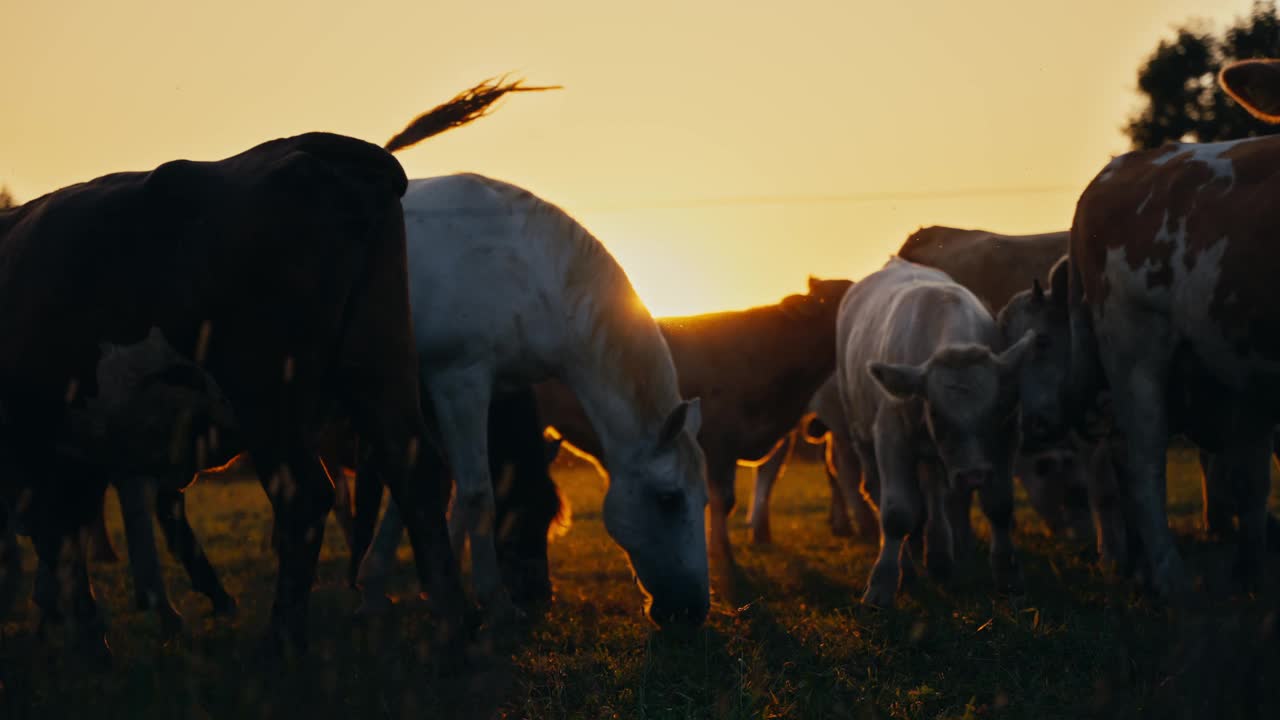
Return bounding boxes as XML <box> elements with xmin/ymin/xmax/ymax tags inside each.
<box><xmin>837</xmin><ymin>258</ymin><xmax>1034</xmax><ymax>608</ymax></box>
<box><xmin>1062</xmin><ymin>65</ymin><xmax>1280</xmax><ymax>595</ymax></box>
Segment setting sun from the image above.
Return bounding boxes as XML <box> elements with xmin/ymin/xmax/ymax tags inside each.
<box><xmin>3</xmin><ymin>0</ymin><xmax>1263</xmax><ymax>316</ymax></box>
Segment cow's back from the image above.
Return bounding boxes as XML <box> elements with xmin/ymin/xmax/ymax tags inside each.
<box><xmin>898</xmin><ymin>226</ymin><xmax>1067</xmax><ymax>312</ymax></box>
<box><xmin>1073</xmin><ymin>137</ymin><xmax>1280</xmax><ymax>394</ymax></box>
<box><xmin>836</xmin><ymin>258</ymin><xmax>998</xmax><ymax>439</ymax></box>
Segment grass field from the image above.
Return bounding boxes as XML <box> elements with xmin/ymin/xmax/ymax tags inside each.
<box><xmin>2</xmin><ymin>446</ymin><xmax>1279</xmax><ymax>719</ymax></box>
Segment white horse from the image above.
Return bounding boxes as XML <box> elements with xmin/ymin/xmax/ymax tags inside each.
<box><xmin>357</xmin><ymin>173</ymin><xmax>710</xmax><ymax>626</ymax></box>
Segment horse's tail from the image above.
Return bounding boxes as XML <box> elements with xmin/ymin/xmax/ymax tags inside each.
<box><xmin>383</xmin><ymin>76</ymin><xmax>561</xmax><ymax>154</ymax></box>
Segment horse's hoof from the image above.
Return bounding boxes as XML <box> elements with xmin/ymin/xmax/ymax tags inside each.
<box><xmin>355</xmin><ymin>591</ymin><xmax>395</xmax><ymax>616</ymax></box>
<box><xmin>74</xmin><ymin>632</ymin><xmax>114</xmax><ymax>670</ymax></box>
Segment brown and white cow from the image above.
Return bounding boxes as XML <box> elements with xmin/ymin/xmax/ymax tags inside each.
<box><xmin>837</xmin><ymin>257</ymin><xmax>1034</xmax><ymax>607</ymax></box>
<box><xmin>532</xmin><ymin>278</ymin><xmax>852</xmax><ymax>566</ymax></box>
<box><xmin>1054</xmin><ymin>59</ymin><xmax>1280</xmax><ymax>597</ymax></box>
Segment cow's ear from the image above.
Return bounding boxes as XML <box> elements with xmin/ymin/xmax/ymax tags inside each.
<box><xmin>1221</xmin><ymin>59</ymin><xmax>1280</xmax><ymax>123</ymax></box>
<box><xmin>998</xmin><ymin>330</ymin><xmax>1037</xmax><ymax>377</ymax></box>
<box><xmin>868</xmin><ymin>362</ymin><xmax>926</xmax><ymax>400</ymax></box>
<box><xmin>1031</xmin><ymin>278</ymin><xmax>1045</xmax><ymax>304</ymax></box>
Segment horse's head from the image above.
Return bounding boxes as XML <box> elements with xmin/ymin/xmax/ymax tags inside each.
<box><xmin>602</xmin><ymin>397</ymin><xmax>709</xmax><ymax>628</ymax></box>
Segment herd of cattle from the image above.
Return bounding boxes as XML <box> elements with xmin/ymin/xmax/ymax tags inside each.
<box><xmin>3</xmin><ymin>60</ymin><xmax>1280</xmax><ymax>671</ymax></box>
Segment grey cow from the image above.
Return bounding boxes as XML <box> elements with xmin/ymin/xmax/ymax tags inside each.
<box><xmin>836</xmin><ymin>257</ymin><xmax>1034</xmax><ymax>608</ymax></box>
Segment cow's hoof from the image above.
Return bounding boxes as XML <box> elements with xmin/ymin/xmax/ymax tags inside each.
<box><xmin>992</xmin><ymin>556</ymin><xmax>1024</xmax><ymax>596</ymax></box>
<box><xmin>158</xmin><ymin>607</ymin><xmax>185</xmax><ymax>640</ymax></box>
<box><xmin>1150</xmin><ymin>552</ymin><xmax>1191</xmax><ymax>603</ymax></box>
<box><xmin>926</xmin><ymin>553</ymin><xmax>954</xmax><ymax>582</ymax></box>
<box><xmin>751</xmin><ymin>525</ymin><xmax>774</xmax><ymax>545</ymax></box>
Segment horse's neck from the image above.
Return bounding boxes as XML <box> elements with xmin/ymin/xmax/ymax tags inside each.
<box><xmin>561</xmin><ymin>323</ymin><xmax>679</xmax><ymax>469</ymax></box>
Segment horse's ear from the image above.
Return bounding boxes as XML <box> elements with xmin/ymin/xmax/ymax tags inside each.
<box><xmin>808</xmin><ymin>276</ymin><xmax>821</xmax><ymax>293</ymax></box>
<box><xmin>1221</xmin><ymin>58</ymin><xmax>1280</xmax><ymax>123</ymax></box>
<box><xmin>657</xmin><ymin>398</ymin><xmax>700</xmax><ymax>449</ymax></box>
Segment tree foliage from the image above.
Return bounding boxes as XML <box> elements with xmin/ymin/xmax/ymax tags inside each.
<box><xmin>1127</xmin><ymin>1</ymin><xmax>1280</xmax><ymax>148</ymax></box>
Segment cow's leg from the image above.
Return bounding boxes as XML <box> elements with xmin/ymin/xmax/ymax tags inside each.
<box><xmin>254</xmin><ymin>442</ymin><xmax>334</xmax><ymax>654</ymax></box>
<box><xmin>978</xmin><ymin>459</ymin><xmax>1022</xmax><ymax>596</ymax></box>
<box><xmin>946</xmin><ymin>487</ymin><xmax>975</xmax><ymax>564</ymax></box>
<box><xmin>1087</xmin><ymin>437</ymin><xmax>1128</xmax><ymax>573</ymax></box>
<box><xmin>116</xmin><ymin>477</ymin><xmax>183</xmax><ymax>637</ymax></box>
<box><xmin>919</xmin><ymin>462</ymin><xmax>954</xmax><ymax>581</ymax></box>
<box><xmin>748</xmin><ymin>432</ymin><xmax>794</xmax><ymax>545</ymax></box>
<box><xmin>1102</xmin><ymin>338</ymin><xmax>1187</xmax><ymax>600</ymax></box>
<box><xmin>32</xmin><ymin>527</ymin><xmax>109</xmax><ymax>664</ymax></box>
<box><xmin>830</xmin><ymin>429</ymin><xmax>874</xmax><ymax>542</ymax></box>
<box><xmin>0</xmin><ymin>505</ymin><xmax>19</xmax><ymax>619</ymax></box>
<box><xmin>428</xmin><ymin>370</ymin><xmax>519</xmax><ymax>621</ymax></box>
<box><xmin>86</xmin><ymin>485</ymin><xmax>118</xmax><ymax>563</ymax></box>
<box><xmin>706</xmin><ymin>455</ymin><xmax>738</xmax><ymax>568</ymax></box>
<box><xmin>861</xmin><ymin>422</ymin><xmax>920</xmax><ymax>609</ymax></box>
<box><xmin>1018</xmin><ymin>453</ymin><xmax>1067</xmax><ymax>537</ymax></box>
<box><xmin>1200</xmin><ymin>449</ymin><xmax>1236</xmax><ymax>540</ymax></box>
<box><xmin>154</xmin><ymin>485</ymin><xmax>235</xmax><ymax>616</ymax></box>
<box><xmin>1221</xmin><ymin>424</ymin><xmax>1273</xmax><ymax>591</ymax></box>
<box><xmin>825</xmin><ymin>431</ymin><xmax>855</xmax><ymax>538</ymax></box>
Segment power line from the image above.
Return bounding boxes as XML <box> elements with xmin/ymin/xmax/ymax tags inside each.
<box><xmin>576</xmin><ymin>184</ymin><xmax>1082</xmax><ymax>213</ymax></box>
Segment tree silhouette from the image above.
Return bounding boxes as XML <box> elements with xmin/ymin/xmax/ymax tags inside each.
<box><xmin>1127</xmin><ymin>0</ymin><xmax>1280</xmax><ymax>149</ymax></box>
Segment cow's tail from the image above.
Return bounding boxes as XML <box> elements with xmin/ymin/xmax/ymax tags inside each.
<box><xmin>383</xmin><ymin>76</ymin><xmax>561</xmax><ymax>154</ymax></box>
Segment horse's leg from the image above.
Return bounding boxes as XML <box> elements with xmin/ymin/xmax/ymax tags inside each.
<box><xmin>748</xmin><ymin>432</ymin><xmax>794</xmax><ymax>545</ymax></box>
<box><xmin>116</xmin><ymin>477</ymin><xmax>182</xmax><ymax>637</ymax></box>
<box><xmin>154</xmin><ymin>484</ymin><xmax>236</xmax><ymax>616</ymax></box>
<box><xmin>354</xmin><ymin>491</ymin><xmax>405</xmax><ymax>614</ymax></box>
<box><xmin>706</xmin><ymin>454</ymin><xmax>738</xmax><ymax>569</ymax></box>
<box><xmin>253</xmin><ymin>438</ymin><xmax>334</xmax><ymax>655</ymax></box>
<box><xmin>86</xmin><ymin>484</ymin><xmax>118</xmax><ymax>564</ymax></box>
<box><xmin>323</xmin><ymin>458</ymin><xmax>356</xmax><ymax>554</ymax></box>
<box><xmin>428</xmin><ymin>370</ymin><xmax>519</xmax><ymax>621</ymax></box>
<box><xmin>347</xmin><ymin>456</ymin><xmax>384</xmax><ymax>588</ymax></box>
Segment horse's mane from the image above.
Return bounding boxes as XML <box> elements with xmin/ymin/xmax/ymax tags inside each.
<box><xmin>466</xmin><ymin>176</ymin><xmax>681</xmax><ymax>425</ymax></box>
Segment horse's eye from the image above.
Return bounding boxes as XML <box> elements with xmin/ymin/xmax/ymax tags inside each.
<box><xmin>656</xmin><ymin>490</ymin><xmax>684</xmax><ymax>513</ymax></box>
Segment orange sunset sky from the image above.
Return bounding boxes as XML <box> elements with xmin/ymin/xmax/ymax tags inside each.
<box><xmin>0</xmin><ymin>0</ymin><xmax>1261</xmax><ymax>316</ymax></box>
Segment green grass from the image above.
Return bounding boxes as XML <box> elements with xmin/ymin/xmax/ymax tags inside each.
<box><xmin>3</xmin><ymin>447</ymin><xmax>1279</xmax><ymax>719</ymax></box>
